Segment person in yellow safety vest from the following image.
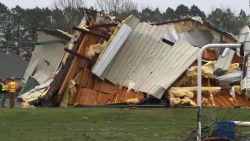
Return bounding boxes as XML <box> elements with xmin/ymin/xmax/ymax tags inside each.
<box><xmin>0</xmin><ymin>79</ymin><xmax>7</xmax><ymax>107</ymax></box>
<box><xmin>6</xmin><ymin>77</ymin><xmax>19</xmax><ymax>108</ymax></box>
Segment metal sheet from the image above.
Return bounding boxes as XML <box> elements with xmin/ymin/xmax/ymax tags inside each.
<box><xmin>92</xmin><ymin>23</ymin><xmax>133</xmax><ymax>77</ymax></box>
<box><xmin>19</xmin><ymin>76</ymin><xmax>39</xmax><ymax>95</ymax></box>
<box><xmin>214</xmin><ymin>49</ymin><xmax>235</xmax><ymax>73</ymax></box>
<box><xmin>33</xmin><ymin>71</ymin><xmax>50</xmax><ymax>84</ymax></box>
<box><xmin>246</xmin><ymin>56</ymin><xmax>250</xmax><ymax>89</ymax></box>
<box><xmin>178</xmin><ymin>28</ymin><xmax>213</xmax><ymax>47</ymax></box>
<box><xmin>23</xmin><ymin>32</ymin><xmax>66</xmax><ymax>83</ymax></box>
<box><xmin>18</xmin><ymin>80</ymin><xmax>52</xmax><ymax>102</ymax></box>
<box><xmin>96</xmin><ymin>21</ymin><xmax>199</xmax><ymax>98</ymax></box>
<box><xmin>237</xmin><ymin>25</ymin><xmax>250</xmax><ymax>56</ymax></box>
<box><xmin>162</xmin><ymin>23</ymin><xmax>179</xmax><ymax>43</ymax></box>
<box><xmin>161</xmin><ymin>23</ymin><xmax>213</xmax><ymax>46</ymax></box>
<box><xmin>216</xmin><ymin>71</ymin><xmax>241</xmax><ymax>83</ymax></box>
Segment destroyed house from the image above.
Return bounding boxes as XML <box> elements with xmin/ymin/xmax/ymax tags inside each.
<box><xmin>20</xmin><ymin>10</ymin><xmax>250</xmax><ymax>107</ymax></box>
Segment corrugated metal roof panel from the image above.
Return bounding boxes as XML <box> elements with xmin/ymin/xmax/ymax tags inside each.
<box><xmin>23</xmin><ymin>32</ymin><xmax>66</xmax><ymax>83</ymax></box>
<box><xmin>178</xmin><ymin>28</ymin><xmax>213</xmax><ymax>47</ymax></box>
<box><xmin>92</xmin><ymin>23</ymin><xmax>133</xmax><ymax>77</ymax></box>
<box><xmin>161</xmin><ymin>23</ymin><xmax>213</xmax><ymax>47</ymax></box>
<box><xmin>92</xmin><ymin>16</ymin><xmax>139</xmax><ymax>78</ymax></box>
<box><xmin>152</xmin><ymin>17</ymin><xmax>237</xmax><ymax>42</ymax></box>
<box><xmin>96</xmin><ymin>21</ymin><xmax>199</xmax><ymax>98</ymax></box>
<box><xmin>33</xmin><ymin>71</ymin><xmax>50</xmax><ymax>84</ymax></box>
<box><xmin>100</xmin><ymin>22</ymin><xmax>150</xmax><ymax>81</ymax></box>
<box><xmin>162</xmin><ymin>23</ymin><xmax>179</xmax><ymax>43</ymax></box>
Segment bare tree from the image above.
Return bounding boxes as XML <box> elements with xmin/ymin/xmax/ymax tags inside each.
<box><xmin>53</xmin><ymin>0</ymin><xmax>86</xmax><ymax>33</ymax></box>
<box><xmin>95</xmin><ymin>0</ymin><xmax>137</xmax><ymax>18</ymax></box>
<box><xmin>54</xmin><ymin>0</ymin><xmax>85</xmax><ymax>10</ymax></box>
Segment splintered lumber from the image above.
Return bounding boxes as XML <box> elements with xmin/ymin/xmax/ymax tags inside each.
<box><xmin>73</xmin><ymin>27</ymin><xmax>110</xmax><ymax>40</ymax></box>
<box><xmin>88</xmin><ymin>23</ymin><xmax>118</xmax><ymax>29</ymax></box>
<box><xmin>64</xmin><ymin>48</ymin><xmax>91</xmax><ymax>62</ymax></box>
<box><xmin>44</xmin><ymin>25</ymin><xmax>85</xmax><ymax>101</ymax></box>
<box><xmin>57</xmin><ymin>36</ymin><xmax>90</xmax><ymax>101</ymax></box>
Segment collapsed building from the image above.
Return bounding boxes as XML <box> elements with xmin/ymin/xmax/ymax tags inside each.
<box><xmin>19</xmin><ymin>9</ymin><xmax>250</xmax><ymax>107</ymax></box>
<box><xmin>18</xmin><ymin>28</ymin><xmax>71</xmax><ymax>105</ymax></box>
<box><xmin>152</xmin><ymin>17</ymin><xmax>249</xmax><ymax>107</ymax></box>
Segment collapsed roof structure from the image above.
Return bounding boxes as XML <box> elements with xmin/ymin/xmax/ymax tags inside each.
<box><xmin>19</xmin><ymin>9</ymin><xmax>250</xmax><ymax>107</ymax></box>
<box><xmin>18</xmin><ymin>29</ymin><xmax>71</xmax><ymax>104</ymax></box>
<box><xmin>20</xmin><ymin>29</ymin><xmax>70</xmax><ymax>93</ymax></box>
<box><xmin>151</xmin><ymin>17</ymin><xmax>249</xmax><ymax>107</ymax></box>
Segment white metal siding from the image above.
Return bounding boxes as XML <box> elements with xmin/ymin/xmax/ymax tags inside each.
<box><xmin>95</xmin><ymin>21</ymin><xmax>199</xmax><ymax>97</ymax></box>
<box><xmin>23</xmin><ymin>32</ymin><xmax>66</xmax><ymax>83</ymax></box>
<box><xmin>214</xmin><ymin>49</ymin><xmax>235</xmax><ymax>71</ymax></box>
<box><xmin>92</xmin><ymin>24</ymin><xmax>133</xmax><ymax>77</ymax></box>
<box><xmin>162</xmin><ymin>23</ymin><xmax>179</xmax><ymax>43</ymax></box>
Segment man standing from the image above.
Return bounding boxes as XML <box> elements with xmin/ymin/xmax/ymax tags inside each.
<box><xmin>0</xmin><ymin>79</ymin><xmax>7</xmax><ymax>107</ymax></box>
<box><xmin>6</xmin><ymin>77</ymin><xmax>19</xmax><ymax>108</ymax></box>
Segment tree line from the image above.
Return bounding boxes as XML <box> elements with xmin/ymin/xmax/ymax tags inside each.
<box><xmin>0</xmin><ymin>0</ymin><xmax>249</xmax><ymax>58</ymax></box>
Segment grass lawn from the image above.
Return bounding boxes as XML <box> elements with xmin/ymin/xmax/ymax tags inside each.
<box><xmin>0</xmin><ymin>107</ymin><xmax>249</xmax><ymax>141</ymax></box>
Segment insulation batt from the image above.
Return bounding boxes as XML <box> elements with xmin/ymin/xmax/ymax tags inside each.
<box><xmin>170</xmin><ymin>97</ymin><xmax>196</xmax><ymax>107</ymax></box>
<box><xmin>169</xmin><ymin>90</ymin><xmax>194</xmax><ymax>99</ymax></box>
<box><xmin>186</xmin><ymin>61</ymin><xmax>215</xmax><ymax>78</ymax></box>
<box><xmin>228</xmin><ymin>63</ymin><xmax>240</xmax><ymax>73</ymax></box>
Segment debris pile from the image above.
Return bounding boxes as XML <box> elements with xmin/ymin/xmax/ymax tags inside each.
<box><xmin>18</xmin><ymin>10</ymin><xmax>250</xmax><ymax>107</ymax></box>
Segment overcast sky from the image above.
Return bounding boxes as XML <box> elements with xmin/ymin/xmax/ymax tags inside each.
<box><xmin>0</xmin><ymin>0</ymin><xmax>249</xmax><ymax>15</ymax></box>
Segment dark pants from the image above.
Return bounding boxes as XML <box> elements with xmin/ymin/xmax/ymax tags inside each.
<box><xmin>9</xmin><ymin>93</ymin><xmax>15</xmax><ymax>108</ymax></box>
<box><xmin>1</xmin><ymin>92</ymin><xmax>7</xmax><ymax>107</ymax></box>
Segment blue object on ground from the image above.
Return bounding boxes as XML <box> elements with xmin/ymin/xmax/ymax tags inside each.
<box><xmin>217</xmin><ymin>121</ymin><xmax>235</xmax><ymax>140</ymax></box>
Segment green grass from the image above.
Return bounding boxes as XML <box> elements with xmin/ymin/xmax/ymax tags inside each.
<box><xmin>0</xmin><ymin>107</ymin><xmax>249</xmax><ymax>141</ymax></box>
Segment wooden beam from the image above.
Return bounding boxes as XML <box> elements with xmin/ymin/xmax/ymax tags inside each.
<box><xmin>44</xmin><ymin>33</ymin><xmax>85</xmax><ymax>102</ymax></box>
<box><xmin>88</xmin><ymin>23</ymin><xmax>118</xmax><ymax>29</ymax></box>
<box><xmin>73</xmin><ymin>27</ymin><xmax>110</xmax><ymax>40</ymax></box>
<box><xmin>64</xmin><ymin>48</ymin><xmax>91</xmax><ymax>62</ymax></box>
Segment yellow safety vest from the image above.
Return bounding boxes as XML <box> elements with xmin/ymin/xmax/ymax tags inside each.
<box><xmin>1</xmin><ymin>83</ymin><xmax>6</xmax><ymax>91</ymax></box>
<box><xmin>9</xmin><ymin>82</ymin><xmax>16</xmax><ymax>93</ymax></box>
